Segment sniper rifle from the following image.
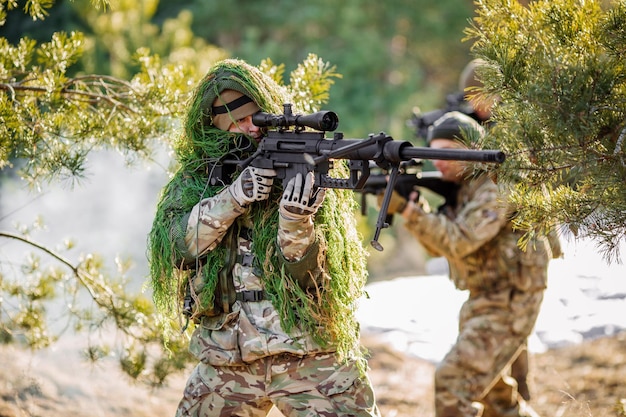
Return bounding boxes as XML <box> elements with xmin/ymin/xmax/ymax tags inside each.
<box><xmin>209</xmin><ymin>104</ymin><xmax>505</xmax><ymax>251</ymax></box>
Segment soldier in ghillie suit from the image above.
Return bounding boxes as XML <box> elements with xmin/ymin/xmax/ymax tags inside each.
<box><xmin>386</xmin><ymin>111</ymin><xmax>561</xmax><ymax>417</ymax></box>
<box><xmin>148</xmin><ymin>59</ymin><xmax>380</xmax><ymax>417</ymax></box>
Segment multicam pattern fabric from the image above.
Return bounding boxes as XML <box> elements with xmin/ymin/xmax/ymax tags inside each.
<box><xmin>405</xmin><ymin>174</ymin><xmax>555</xmax><ymax>294</ymax></box>
<box><xmin>277</xmin><ymin>214</ymin><xmax>316</xmax><ymax>261</ymax></box>
<box><xmin>184</xmin><ymin>189</ymin><xmax>327</xmax><ymax>364</ymax></box>
<box><xmin>404</xmin><ymin>173</ymin><xmax>560</xmax><ymax>417</ymax></box>
<box><xmin>435</xmin><ymin>289</ymin><xmax>544</xmax><ymax>417</ymax></box>
<box><xmin>185</xmin><ymin>188</ymin><xmax>246</xmax><ymax>259</ymax></box>
<box><xmin>176</xmin><ymin>352</ymin><xmax>380</xmax><ymax>417</ymax></box>
<box><xmin>179</xmin><ymin>172</ymin><xmax>379</xmax><ymax>416</ymax></box>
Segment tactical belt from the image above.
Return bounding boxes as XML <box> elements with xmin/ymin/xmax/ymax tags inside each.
<box><xmin>235</xmin><ymin>290</ymin><xmax>267</xmax><ymax>302</ymax></box>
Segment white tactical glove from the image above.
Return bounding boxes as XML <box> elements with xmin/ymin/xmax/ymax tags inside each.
<box><xmin>279</xmin><ymin>172</ymin><xmax>326</xmax><ymax>221</ymax></box>
<box><xmin>229</xmin><ymin>166</ymin><xmax>277</xmax><ymax>207</ymax></box>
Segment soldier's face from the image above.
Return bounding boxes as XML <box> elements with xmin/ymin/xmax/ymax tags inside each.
<box><xmin>430</xmin><ymin>138</ymin><xmax>468</xmax><ymax>183</ymax></box>
<box><xmin>227</xmin><ymin>114</ymin><xmax>263</xmax><ymax>143</ymax></box>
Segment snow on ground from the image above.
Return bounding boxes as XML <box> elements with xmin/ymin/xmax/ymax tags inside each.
<box><xmin>357</xmin><ymin>236</ymin><xmax>626</xmax><ymax>363</ymax></box>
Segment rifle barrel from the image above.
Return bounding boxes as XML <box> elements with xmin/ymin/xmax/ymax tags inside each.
<box><xmin>400</xmin><ymin>147</ymin><xmax>505</xmax><ymax>163</ymax></box>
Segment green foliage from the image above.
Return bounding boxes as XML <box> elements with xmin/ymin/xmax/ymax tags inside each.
<box><xmin>0</xmin><ymin>32</ymin><xmax>195</xmax><ymax>185</ymax></box>
<box><xmin>1</xmin><ymin>0</ymin><xmax>229</xmax><ymax>187</ymax></box>
<box><xmin>2</xmin><ymin>0</ymin><xmax>479</xmax><ymax>182</ymax></box>
<box><xmin>150</xmin><ymin>0</ymin><xmax>475</xmax><ymax>136</ymax></box>
<box><xmin>3</xmin><ymin>0</ymin><xmax>477</xmax><ymax>138</ymax></box>
<box><xmin>466</xmin><ymin>0</ymin><xmax>626</xmax><ymax>261</ymax></box>
<box><xmin>263</xmin><ymin>54</ymin><xmax>342</xmax><ymax>114</ymax></box>
<box><xmin>70</xmin><ymin>0</ymin><xmax>226</xmax><ymax>79</ymax></box>
<box><xmin>1</xmin><ymin>0</ymin><xmax>54</xmax><ymax>23</ymax></box>
<box><xmin>0</xmin><ymin>224</ymin><xmax>198</xmax><ymax>385</ymax></box>
<box><xmin>617</xmin><ymin>398</ymin><xmax>626</xmax><ymax>416</ymax></box>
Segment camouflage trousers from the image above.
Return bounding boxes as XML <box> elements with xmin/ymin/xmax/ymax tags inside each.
<box><xmin>435</xmin><ymin>288</ymin><xmax>544</xmax><ymax>417</ymax></box>
<box><xmin>176</xmin><ymin>352</ymin><xmax>381</xmax><ymax>417</ymax></box>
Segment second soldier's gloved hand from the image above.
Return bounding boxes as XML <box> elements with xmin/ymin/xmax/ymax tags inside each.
<box><xmin>376</xmin><ymin>190</ymin><xmax>408</xmax><ymax>215</ymax></box>
<box><xmin>229</xmin><ymin>166</ymin><xmax>277</xmax><ymax>207</ymax></box>
<box><xmin>279</xmin><ymin>172</ymin><xmax>326</xmax><ymax>221</ymax></box>
<box><xmin>394</xmin><ymin>180</ymin><xmax>419</xmax><ymax>201</ymax></box>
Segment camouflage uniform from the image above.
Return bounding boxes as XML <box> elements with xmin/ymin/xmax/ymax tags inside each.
<box><xmin>459</xmin><ymin>58</ymin><xmax>531</xmax><ymax>402</ymax></box>
<box><xmin>404</xmin><ymin>173</ymin><xmax>561</xmax><ymax>417</ymax></box>
<box><xmin>174</xmin><ymin>186</ymin><xmax>380</xmax><ymax>417</ymax></box>
<box><xmin>177</xmin><ymin>352</ymin><xmax>377</xmax><ymax>417</ymax></box>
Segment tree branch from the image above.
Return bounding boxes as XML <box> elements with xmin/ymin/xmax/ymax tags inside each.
<box><xmin>1</xmin><ymin>231</ymin><xmax>101</xmax><ymax>304</ymax></box>
<box><xmin>0</xmin><ymin>76</ymin><xmax>140</xmax><ymax>114</ymax></box>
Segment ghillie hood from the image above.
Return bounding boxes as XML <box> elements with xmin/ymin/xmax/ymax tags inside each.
<box><xmin>148</xmin><ymin>59</ymin><xmax>369</xmax><ymax>362</ymax></box>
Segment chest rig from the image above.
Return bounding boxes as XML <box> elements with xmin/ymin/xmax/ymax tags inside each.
<box><xmin>183</xmin><ymin>221</ymin><xmax>267</xmax><ymax>321</ymax></box>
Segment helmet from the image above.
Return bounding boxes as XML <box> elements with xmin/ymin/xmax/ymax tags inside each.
<box><xmin>426</xmin><ymin>111</ymin><xmax>485</xmax><ymax>145</ymax></box>
<box><xmin>458</xmin><ymin>58</ymin><xmax>487</xmax><ymax>93</ymax></box>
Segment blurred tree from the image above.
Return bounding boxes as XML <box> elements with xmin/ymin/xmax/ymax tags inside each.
<box><xmin>150</xmin><ymin>0</ymin><xmax>475</xmax><ymax>137</ymax></box>
<box><xmin>0</xmin><ymin>0</ymin><xmax>230</xmax><ymax>186</ymax></box>
<box><xmin>0</xmin><ymin>0</ymin><xmax>202</xmax><ymax>386</ymax></box>
<box><xmin>3</xmin><ymin>0</ymin><xmax>476</xmax><ymax>139</ymax></box>
<box><xmin>466</xmin><ymin>0</ymin><xmax>626</xmax><ymax>261</ymax></box>
<box><xmin>1</xmin><ymin>0</ymin><xmax>341</xmax><ymax>385</ymax></box>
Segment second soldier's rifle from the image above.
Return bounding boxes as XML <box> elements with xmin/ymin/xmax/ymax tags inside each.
<box><xmin>209</xmin><ymin>104</ymin><xmax>505</xmax><ymax>251</ymax></box>
<box><xmin>358</xmin><ymin>160</ymin><xmax>459</xmax><ymax>224</ymax></box>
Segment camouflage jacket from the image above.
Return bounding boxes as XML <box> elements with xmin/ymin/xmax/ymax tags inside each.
<box><xmin>180</xmin><ymin>188</ymin><xmax>333</xmax><ymax>366</ymax></box>
<box><xmin>404</xmin><ymin>173</ymin><xmax>561</xmax><ymax>295</ymax></box>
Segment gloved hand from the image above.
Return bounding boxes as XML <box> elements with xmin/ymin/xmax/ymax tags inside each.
<box><xmin>394</xmin><ymin>180</ymin><xmax>419</xmax><ymax>201</ymax></box>
<box><xmin>229</xmin><ymin>166</ymin><xmax>277</xmax><ymax>207</ymax></box>
<box><xmin>376</xmin><ymin>189</ymin><xmax>409</xmax><ymax>215</ymax></box>
<box><xmin>279</xmin><ymin>172</ymin><xmax>326</xmax><ymax>221</ymax></box>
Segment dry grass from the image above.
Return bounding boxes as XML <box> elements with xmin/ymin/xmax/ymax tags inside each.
<box><xmin>0</xmin><ymin>331</ymin><xmax>625</xmax><ymax>417</ymax></box>
<box><xmin>530</xmin><ymin>332</ymin><xmax>626</xmax><ymax>417</ymax></box>
<box><xmin>362</xmin><ymin>331</ymin><xmax>626</xmax><ymax>417</ymax></box>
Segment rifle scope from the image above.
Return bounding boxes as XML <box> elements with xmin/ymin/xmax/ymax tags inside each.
<box><xmin>252</xmin><ymin>103</ymin><xmax>339</xmax><ymax>132</ymax></box>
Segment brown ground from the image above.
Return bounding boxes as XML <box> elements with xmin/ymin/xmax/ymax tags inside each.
<box><xmin>362</xmin><ymin>332</ymin><xmax>626</xmax><ymax>417</ymax></box>
<box><xmin>1</xmin><ymin>331</ymin><xmax>625</xmax><ymax>417</ymax></box>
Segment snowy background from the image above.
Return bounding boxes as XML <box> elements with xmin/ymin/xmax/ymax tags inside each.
<box><xmin>358</xmin><ymin>236</ymin><xmax>626</xmax><ymax>363</ymax></box>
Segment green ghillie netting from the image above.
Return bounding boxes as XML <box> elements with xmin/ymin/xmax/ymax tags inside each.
<box><xmin>148</xmin><ymin>59</ymin><xmax>368</xmax><ymax>363</ymax></box>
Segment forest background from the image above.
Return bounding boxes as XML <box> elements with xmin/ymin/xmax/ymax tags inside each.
<box><xmin>2</xmin><ymin>0</ymin><xmax>626</xmax><ymax>416</ymax></box>
<box><xmin>1</xmin><ymin>0</ymin><xmax>477</xmax><ymax>138</ymax></box>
